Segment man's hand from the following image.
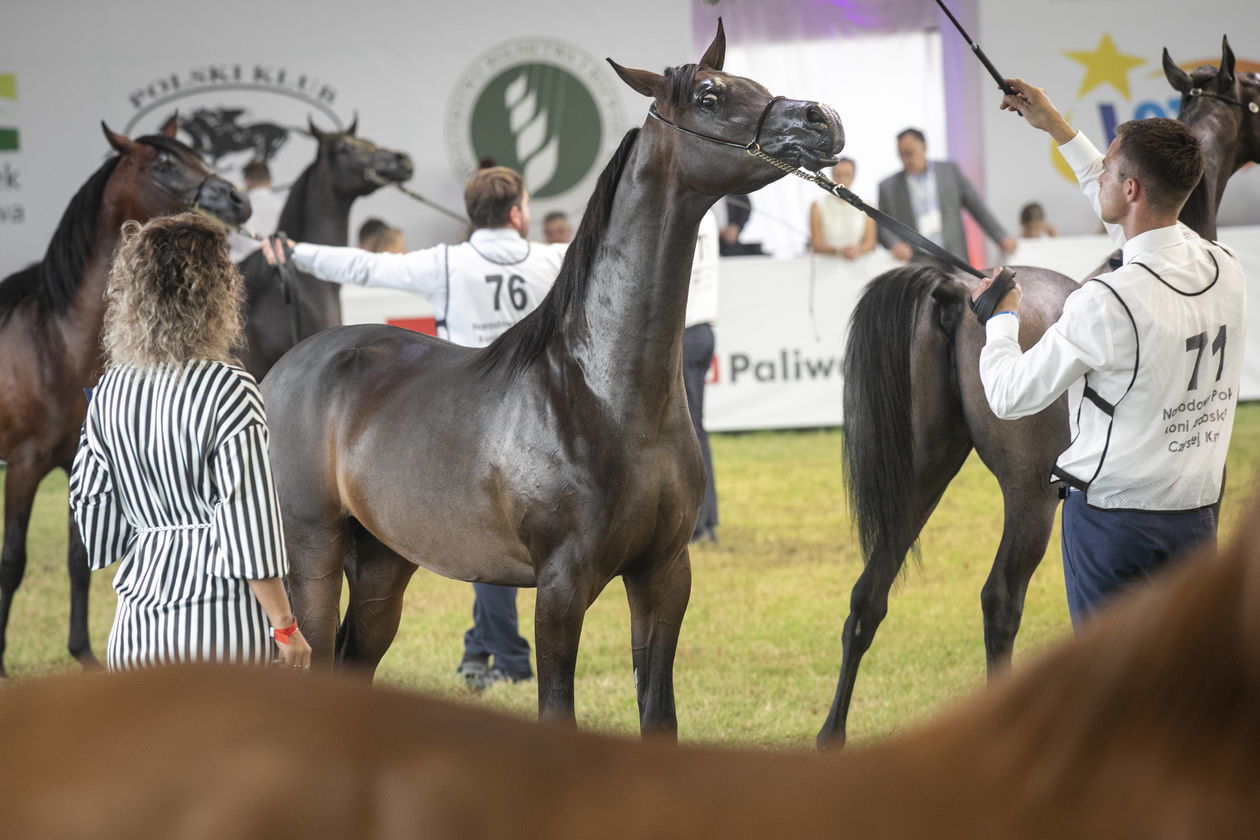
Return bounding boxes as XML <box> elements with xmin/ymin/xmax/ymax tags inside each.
<box><xmin>971</xmin><ymin>266</ymin><xmax>1022</xmax><ymax>316</ymax></box>
<box><xmin>1000</xmin><ymin>79</ymin><xmax>1076</xmax><ymax>145</ymax></box>
<box><xmin>260</xmin><ymin>235</ymin><xmax>295</xmax><ymax>267</ymax></box>
<box><xmin>890</xmin><ymin>242</ymin><xmax>913</xmax><ymax>262</ymax></box>
<box><xmin>999</xmin><ymin>236</ymin><xmax>1017</xmax><ymax>256</ymax></box>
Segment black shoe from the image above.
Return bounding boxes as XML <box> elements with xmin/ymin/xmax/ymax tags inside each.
<box><xmin>456</xmin><ymin>657</ymin><xmax>489</xmax><ymax>688</ymax></box>
<box><xmin>471</xmin><ymin>666</ymin><xmax>533</xmax><ymax>691</ymax></box>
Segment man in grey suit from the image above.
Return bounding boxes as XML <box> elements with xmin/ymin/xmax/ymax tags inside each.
<box><xmin>877</xmin><ymin>127</ymin><xmax>1016</xmax><ymax>269</ymax></box>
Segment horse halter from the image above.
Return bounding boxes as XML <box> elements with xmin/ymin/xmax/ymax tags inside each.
<box><xmin>646</xmin><ymin>95</ymin><xmax>786</xmax><ymax>155</ymax></box>
<box><xmin>1188</xmin><ymin>87</ymin><xmax>1260</xmax><ymax>114</ymax></box>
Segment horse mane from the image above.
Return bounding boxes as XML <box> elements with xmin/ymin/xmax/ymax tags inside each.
<box><xmin>841</xmin><ymin>264</ymin><xmax>951</xmax><ymax>567</ymax></box>
<box><xmin>0</xmin><ymin>154</ymin><xmax>121</xmax><ymax>326</ymax></box>
<box><xmin>476</xmin><ymin>127</ymin><xmax>641</xmax><ymax>379</ymax></box>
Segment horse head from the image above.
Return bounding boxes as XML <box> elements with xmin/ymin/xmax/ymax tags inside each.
<box><xmin>607</xmin><ymin>19</ymin><xmax>844</xmax><ymax>197</ymax></box>
<box><xmin>307</xmin><ymin>117</ymin><xmax>415</xmax><ymax>199</ymax></box>
<box><xmin>100</xmin><ymin>122</ymin><xmax>251</xmax><ymax>228</ymax></box>
<box><xmin>1163</xmin><ymin>36</ymin><xmax>1260</xmax><ymax>236</ymax></box>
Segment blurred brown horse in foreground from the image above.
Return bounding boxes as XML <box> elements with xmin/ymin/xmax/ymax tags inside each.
<box><xmin>4</xmin><ymin>487</ymin><xmax>1259</xmax><ymax>837</ymax></box>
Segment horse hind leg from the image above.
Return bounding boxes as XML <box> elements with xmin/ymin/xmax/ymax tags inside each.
<box><xmin>335</xmin><ymin>523</ymin><xmax>418</xmax><ymax>680</ymax></box>
<box><xmin>979</xmin><ymin>471</ymin><xmax>1061</xmax><ymax>674</ymax></box>
<box><xmin>818</xmin><ymin>437</ymin><xmax>973</xmax><ymax>750</ymax></box>
<box><xmin>623</xmin><ymin>547</ymin><xmax>692</xmax><ymax>739</ymax></box>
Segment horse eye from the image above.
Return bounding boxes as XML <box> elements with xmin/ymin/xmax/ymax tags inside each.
<box><xmin>700</xmin><ymin>92</ymin><xmax>719</xmax><ymax>108</ymax></box>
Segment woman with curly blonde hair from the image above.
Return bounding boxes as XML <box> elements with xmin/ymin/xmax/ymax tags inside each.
<box><xmin>70</xmin><ymin>212</ymin><xmax>311</xmax><ymax>671</ymax></box>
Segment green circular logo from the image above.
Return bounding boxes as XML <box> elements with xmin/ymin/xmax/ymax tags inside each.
<box><xmin>447</xmin><ymin>39</ymin><xmax>625</xmax><ymax>202</ymax></box>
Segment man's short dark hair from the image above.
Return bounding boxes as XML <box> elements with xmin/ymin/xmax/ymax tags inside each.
<box><xmin>358</xmin><ymin>217</ymin><xmax>389</xmax><ymax>248</ymax></box>
<box><xmin>896</xmin><ymin>128</ymin><xmax>926</xmax><ymax>145</ymax></box>
<box><xmin>543</xmin><ymin>211</ymin><xmax>568</xmax><ymax>224</ymax></box>
<box><xmin>464</xmin><ymin>167</ymin><xmax>525</xmax><ymax>229</ymax></box>
<box><xmin>242</xmin><ymin>160</ymin><xmax>271</xmax><ymax>184</ymax></box>
<box><xmin>1114</xmin><ymin>118</ymin><xmax>1204</xmax><ymax>215</ymax></box>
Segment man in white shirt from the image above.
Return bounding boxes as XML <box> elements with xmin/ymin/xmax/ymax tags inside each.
<box><xmin>972</xmin><ymin>79</ymin><xmax>1245</xmax><ymax>629</ymax></box>
<box><xmin>263</xmin><ymin>166</ymin><xmax>564</xmax><ymax>686</ymax></box>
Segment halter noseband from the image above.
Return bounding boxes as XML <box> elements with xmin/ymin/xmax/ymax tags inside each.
<box><xmin>1188</xmin><ymin>87</ymin><xmax>1260</xmax><ymax>114</ymax></box>
<box><xmin>646</xmin><ymin>95</ymin><xmax>786</xmax><ymax>154</ymax></box>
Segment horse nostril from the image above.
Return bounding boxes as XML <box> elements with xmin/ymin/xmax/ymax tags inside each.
<box><xmin>806</xmin><ymin>104</ymin><xmax>827</xmax><ymax>127</ymax></box>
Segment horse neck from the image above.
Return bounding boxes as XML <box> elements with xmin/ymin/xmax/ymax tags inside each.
<box><xmin>283</xmin><ymin>163</ymin><xmax>354</xmax><ymax>245</ymax></box>
<box><xmin>553</xmin><ymin>134</ymin><xmax>715</xmax><ymax>409</ymax></box>
<box><xmin>1181</xmin><ymin>112</ymin><xmax>1244</xmax><ymax>240</ymax></box>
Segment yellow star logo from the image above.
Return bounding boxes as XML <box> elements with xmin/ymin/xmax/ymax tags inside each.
<box><xmin>1064</xmin><ymin>34</ymin><xmax>1146</xmax><ymax>100</ymax></box>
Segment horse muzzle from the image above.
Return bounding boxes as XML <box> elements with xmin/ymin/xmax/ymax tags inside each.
<box><xmin>766</xmin><ymin>100</ymin><xmax>845</xmax><ymax>172</ymax></box>
<box><xmin>197</xmin><ymin>177</ymin><xmax>252</xmax><ymax>226</ymax></box>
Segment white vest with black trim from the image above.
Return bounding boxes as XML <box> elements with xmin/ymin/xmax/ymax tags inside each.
<box><xmin>441</xmin><ymin>238</ymin><xmax>561</xmax><ymax>348</ymax></box>
<box><xmin>1052</xmin><ymin>241</ymin><xmax>1245</xmax><ymax>510</ymax></box>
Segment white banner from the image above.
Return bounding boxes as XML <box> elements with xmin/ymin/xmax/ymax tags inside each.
<box><xmin>0</xmin><ymin>0</ymin><xmax>697</xmax><ymax>281</ymax></box>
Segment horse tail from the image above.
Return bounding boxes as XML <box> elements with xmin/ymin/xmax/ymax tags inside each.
<box><xmin>842</xmin><ymin>264</ymin><xmax>951</xmax><ymax>568</ymax></box>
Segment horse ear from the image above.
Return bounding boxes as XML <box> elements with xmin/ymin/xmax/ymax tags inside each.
<box><xmin>101</xmin><ymin>122</ymin><xmax>135</xmax><ymax>155</ymax></box>
<box><xmin>606</xmin><ymin>58</ymin><xmax>664</xmax><ymax>99</ymax></box>
<box><xmin>347</xmin><ymin>113</ymin><xmax>359</xmax><ymax>136</ymax></box>
<box><xmin>1162</xmin><ymin>48</ymin><xmax>1191</xmax><ymax>94</ymax></box>
<box><xmin>699</xmin><ymin>18</ymin><xmax>726</xmax><ymax>70</ymax></box>
<box><xmin>307</xmin><ymin>116</ymin><xmax>325</xmax><ymax>140</ymax></box>
<box><xmin>1219</xmin><ymin>35</ymin><xmax>1236</xmax><ymax>86</ymax></box>
<box><xmin>160</xmin><ymin>111</ymin><xmax>179</xmax><ymax>138</ymax></box>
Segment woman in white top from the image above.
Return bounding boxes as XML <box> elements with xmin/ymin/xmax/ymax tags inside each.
<box><xmin>70</xmin><ymin>213</ymin><xmax>311</xmax><ymax>671</ymax></box>
<box><xmin>810</xmin><ymin>157</ymin><xmax>877</xmax><ymax>259</ymax></box>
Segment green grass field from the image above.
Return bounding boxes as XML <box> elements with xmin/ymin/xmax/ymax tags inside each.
<box><xmin>5</xmin><ymin>403</ymin><xmax>1260</xmax><ymax>750</ymax></box>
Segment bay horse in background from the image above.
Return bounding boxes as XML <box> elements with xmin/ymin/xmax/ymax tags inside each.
<box><xmin>818</xmin><ymin>35</ymin><xmax>1260</xmax><ymax>748</ymax></box>
<box><xmin>0</xmin><ymin>121</ymin><xmax>249</xmax><ymax>677</ymax></box>
<box><xmin>236</xmin><ymin>119</ymin><xmax>413</xmax><ymax>380</ymax></box>
<box><xmin>260</xmin><ymin>21</ymin><xmax>844</xmax><ymax>736</ymax></box>
<box><xmin>6</xmin><ymin>484</ymin><xmax>1260</xmax><ymax>837</ymax></box>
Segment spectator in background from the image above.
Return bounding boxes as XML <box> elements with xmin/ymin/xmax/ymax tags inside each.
<box><xmin>359</xmin><ymin>217</ymin><xmax>407</xmax><ymax>253</ymax></box>
<box><xmin>810</xmin><ymin>157</ymin><xmax>876</xmax><ymax>259</ymax></box>
<box><xmin>543</xmin><ymin>211</ymin><xmax>572</xmax><ymax>244</ymax></box>
<box><xmin>684</xmin><ymin>210</ymin><xmax>721</xmax><ymax>544</ymax></box>
<box><xmin>718</xmin><ymin>195</ymin><xmax>764</xmax><ymax>256</ymax></box>
<box><xmin>358</xmin><ymin>217</ymin><xmax>390</xmax><ymax>251</ymax></box>
<box><xmin>1019</xmin><ymin>201</ymin><xmax>1057</xmax><ymax>238</ymax></box>
<box><xmin>229</xmin><ymin>160</ymin><xmax>285</xmax><ymax>263</ymax></box>
<box><xmin>877</xmin><ymin>128</ymin><xmax>1015</xmax><ymax>268</ymax></box>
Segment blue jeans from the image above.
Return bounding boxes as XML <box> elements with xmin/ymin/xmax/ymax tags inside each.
<box><xmin>1061</xmin><ymin>491</ymin><xmax>1216</xmax><ymax>630</ymax></box>
<box><xmin>462</xmin><ymin>582</ymin><xmax>532</xmax><ymax>677</ymax></box>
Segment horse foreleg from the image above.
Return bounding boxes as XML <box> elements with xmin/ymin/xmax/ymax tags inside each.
<box><xmin>533</xmin><ymin>560</ymin><xmax>593</xmax><ymax>726</ymax></box>
<box><xmin>335</xmin><ymin>533</ymin><xmax>417</xmax><ymax>680</ymax></box>
<box><xmin>64</xmin><ymin>514</ymin><xmax>99</xmax><ymax>670</ymax></box>
<box><xmin>285</xmin><ymin>521</ymin><xmax>349</xmax><ymax>669</ymax></box>
<box><xmin>624</xmin><ymin>548</ymin><xmax>692</xmax><ymax>740</ymax></box>
<box><xmin>979</xmin><ymin>480</ymin><xmax>1060</xmax><ymax>674</ymax></box>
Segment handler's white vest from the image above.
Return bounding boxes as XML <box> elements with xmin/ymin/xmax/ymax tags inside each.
<box><xmin>442</xmin><ymin>238</ymin><xmax>562</xmax><ymax>348</ymax></box>
<box><xmin>1054</xmin><ymin>241</ymin><xmax>1245</xmax><ymax>510</ymax></box>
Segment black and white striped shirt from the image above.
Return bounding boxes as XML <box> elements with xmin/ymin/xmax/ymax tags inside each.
<box><xmin>69</xmin><ymin>360</ymin><xmax>287</xmax><ymax>670</ymax></box>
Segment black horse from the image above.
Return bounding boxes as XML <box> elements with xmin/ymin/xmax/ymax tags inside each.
<box><xmin>0</xmin><ymin>120</ymin><xmax>249</xmax><ymax>677</ymax></box>
<box><xmin>236</xmin><ymin>119</ymin><xmax>413</xmax><ymax>380</ymax></box>
<box><xmin>261</xmin><ymin>21</ymin><xmax>844</xmax><ymax>737</ymax></box>
<box><xmin>818</xmin><ymin>36</ymin><xmax>1260</xmax><ymax>748</ymax></box>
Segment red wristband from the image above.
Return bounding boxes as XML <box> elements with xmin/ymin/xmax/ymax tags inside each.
<box><xmin>270</xmin><ymin>621</ymin><xmax>299</xmax><ymax>646</ymax></box>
